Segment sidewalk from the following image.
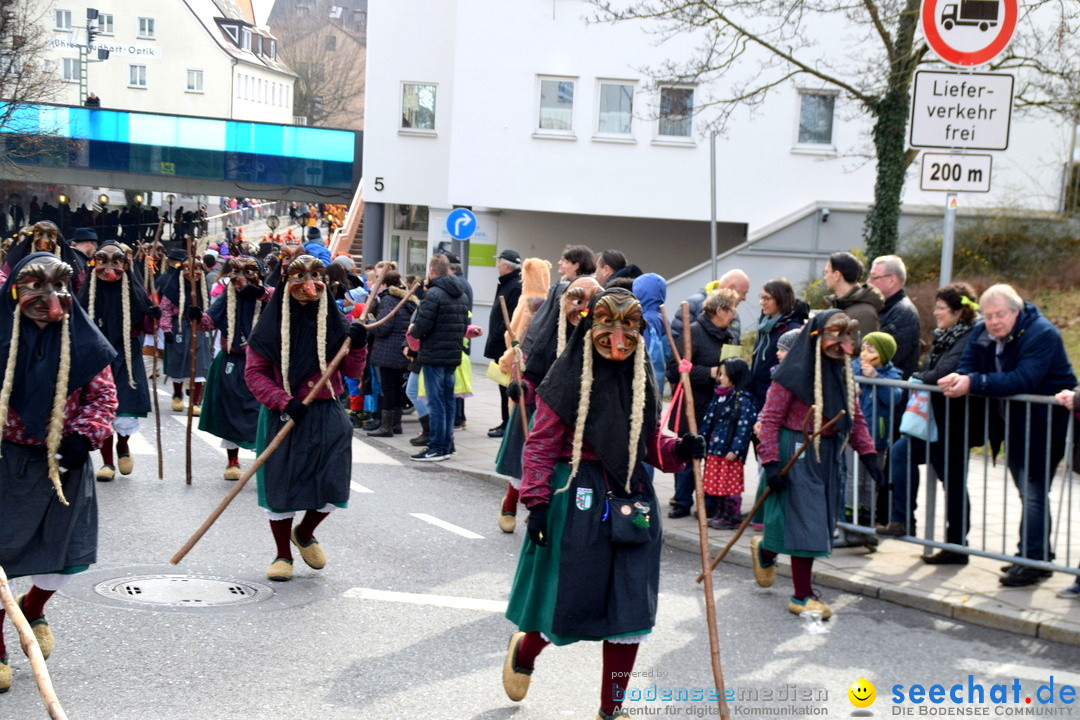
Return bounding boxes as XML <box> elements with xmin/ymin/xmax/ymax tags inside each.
<box><xmin>362</xmin><ymin>361</ymin><xmax>1080</xmax><ymax>646</ymax></box>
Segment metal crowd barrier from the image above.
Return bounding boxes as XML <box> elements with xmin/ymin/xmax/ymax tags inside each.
<box><xmin>838</xmin><ymin>375</ymin><xmax>1078</xmax><ymax>577</ymax></box>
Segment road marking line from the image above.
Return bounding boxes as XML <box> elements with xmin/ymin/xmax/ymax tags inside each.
<box><xmin>351</xmin><ymin>437</ymin><xmax>403</xmax><ymax>466</ymax></box>
<box><xmin>410</xmin><ymin>513</ymin><xmax>484</xmax><ymax>539</ymax></box>
<box><xmin>343</xmin><ymin>587</ymin><xmax>507</xmax><ymax>613</ymax></box>
<box><xmin>350</xmin><ymin>482</ymin><xmax>373</xmax><ymax>494</ymax></box>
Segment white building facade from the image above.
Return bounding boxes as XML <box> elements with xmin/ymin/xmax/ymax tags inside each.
<box><xmin>361</xmin><ymin>1</ymin><xmax>1073</xmax><ymax>336</ymax></box>
<box><xmin>44</xmin><ymin>0</ymin><xmax>296</xmax><ymax>123</ymax></box>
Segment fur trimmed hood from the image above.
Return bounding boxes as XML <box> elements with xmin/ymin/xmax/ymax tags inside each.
<box><xmin>521</xmin><ymin>257</ymin><xmax>552</xmax><ymax>300</ymax></box>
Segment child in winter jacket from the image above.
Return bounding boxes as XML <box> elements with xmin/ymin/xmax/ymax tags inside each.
<box><xmin>699</xmin><ymin>357</ymin><xmax>758</xmax><ymax>529</ymax></box>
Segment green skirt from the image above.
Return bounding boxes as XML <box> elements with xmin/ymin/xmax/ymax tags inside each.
<box><xmin>761</xmin><ymin>428</ymin><xmax>842</xmax><ymax>558</ymax></box>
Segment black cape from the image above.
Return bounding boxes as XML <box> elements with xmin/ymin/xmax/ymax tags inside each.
<box><xmin>536</xmin><ymin>288</ymin><xmax>658</xmax><ymax>488</ymax></box>
<box><xmin>0</xmin><ymin>252</ymin><xmax>116</xmax><ymax>439</ymax></box>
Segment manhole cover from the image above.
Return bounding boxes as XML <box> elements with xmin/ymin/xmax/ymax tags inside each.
<box><xmin>94</xmin><ymin>574</ymin><xmax>273</xmax><ymax>608</ymax></box>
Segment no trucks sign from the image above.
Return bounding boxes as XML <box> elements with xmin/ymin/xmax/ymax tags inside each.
<box><xmin>920</xmin><ymin>0</ymin><xmax>1019</xmax><ymax>66</ymax></box>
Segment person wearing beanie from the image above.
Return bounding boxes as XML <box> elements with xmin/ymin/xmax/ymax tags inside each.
<box><xmin>776</xmin><ymin>328</ymin><xmax>800</xmax><ymax>359</ymax></box>
<box><xmin>835</xmin><ymin>330</ymin><xmax>903</xmax><ymax>550</ymax></box>
<box><xmin>302</xmin><ymin>226</ymin><xmax>331</xmax><ymax>264</ymax></box>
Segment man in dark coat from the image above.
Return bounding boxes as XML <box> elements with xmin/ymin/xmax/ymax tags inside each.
<box><xmin>939</xmin><ymin>284</ymin><xmax>1077</xmax><ymax>587</ymax></box>
<box><xmin>869</xmin><ymin>254</ymin><xmax>922</xmax><ymax>378</ymax></box>
<box><xmin>824</xmin><ymin>252</ymin><xmax>883</xmax><ymax>344</ymax></box>
<box><xmin>484</xmin><ymin>248</ymin><xmax>523</xmax><ymax>438</ymax></box>
<box><xmin>409</xmin><ymin>254</ymin><xmax>469</xmax><ymax>461</ymax></box>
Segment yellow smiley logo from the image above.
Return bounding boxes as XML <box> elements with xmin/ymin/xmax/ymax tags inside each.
<box><xmin>848</xmin><ymin>678</ymin><xmax>876</xmax><ymax>708</ymax></box>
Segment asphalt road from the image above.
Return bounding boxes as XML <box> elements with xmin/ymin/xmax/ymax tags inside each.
<box><xmin>2</xmin><ymin>384</ymin><xmax>1078</xmax><ymax>719</ymax></box>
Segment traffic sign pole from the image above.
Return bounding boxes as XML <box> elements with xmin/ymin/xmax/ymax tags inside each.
<box><xmin>940</xmin><ymin>193</ymin><xmax>958</xmax><ymax>286</ymax></box>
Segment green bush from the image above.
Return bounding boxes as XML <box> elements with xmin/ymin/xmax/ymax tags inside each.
<box><xmin>900</xmin><ymin>214</ymin><xmax>1080</xmax><ymax>289</ymax></box>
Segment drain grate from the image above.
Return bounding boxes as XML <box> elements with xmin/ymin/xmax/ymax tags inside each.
<box><xmin>94</xmin><ymin>574</ymin><xmax>273</xmax><ymax>607</ymax></box>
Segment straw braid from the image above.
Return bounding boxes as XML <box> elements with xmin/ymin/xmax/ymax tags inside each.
<box><xmin>120</xmin><ymin>274</ymin><xmax>135</xmax><ymax>388</ymax></box>
<box><xmin>624</xmin><ymin>341</ymin><xmax>647</xmax><ymax>494</ymax></box>
<box><xmin>280</xmin><ymin>295</ymin><xmax>291</xmax><ymax>393</ymax></box>
<box><xmin>316</xmin><ymin>292</ymin><xmax>327</xmax><ymax>374</ymax></box>
<box><xmin>841</xmin><ymin>355</ymin><xmax>856</xmax><ymax>453</ymax></box>
<box><xmin>45</xmin><ymin>314</ymin><xmax>71</xmax><ymax>505</ymax></box>
<box><xmin>227</xmin><ymin>283</ymin><xmax>237</xmax><ymax>352</ymax></box>
<box><xmin>557</xmin><ymin>294</ymin><xmax>569</xmax><ymax>356</ymax></box>
<box><xmin>813</xmin><ymin>334</ymin><xmax>824</xmax><ymax>462</ymax></box>
<box><xmin>0</xmin><ymin>305</ymin><xmax>22</xmax><ymax>457</ymax></box>
<box><xmin>87</xmin><ymin>271</ymin><xmax>97</xmax><ymax>317</ymax></box>
<box><xmin>556</xmin><ymin>337</ymin><xmax>594</xmax><ymax>495</ymax></box>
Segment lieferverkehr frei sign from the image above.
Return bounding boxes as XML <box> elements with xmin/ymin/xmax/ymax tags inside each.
<box><xmin>909</xmin><ymin>70</ymin><xmax>1013</xmax><ymax>150</ymax></box>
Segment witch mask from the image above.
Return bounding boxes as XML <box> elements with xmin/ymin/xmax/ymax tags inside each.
<box><xmin>820</xmin><ymin>312</ymin><xmax>857</xmax><ymax>360</ymax></box>
<box><xmin>563</xmin><ymin>276</ymin><xmax>602</xmax><ymax>327</ymax></box>
<box><xmin>287</xmin><ymin>255</ymin><xmax>325</xmax><ymax>304</ymax></box>
<box><xmin>227</xmin><ymin>256</ymin><xmax>262</xmax><ymax>289</ymax></box>
<box><xmin>590</xmin><ymin>291</ymin><xmax>642</xmax><ymax>361</ymax></box>
<box><xmin>31</xmin><ymin>221</ymin><xmax>60</xmax><ymax>254</ymax></box>
<box><xmin>16</xmin><ymin>256</ymin><xmax>74</xmax><ymax>326</ymax></box>
<box><xmin>92</xmin><ymin>244</ymin><xmax>129</xmax><ymax>283</ymax></box>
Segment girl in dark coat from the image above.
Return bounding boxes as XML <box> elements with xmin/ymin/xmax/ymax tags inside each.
<box><xmin>366</xmin><ymin>269</ymin><xmax>417</xmax><ymax>437</ymax></box>
<box><xmin>502</xmin><ymin>288</ymin><xmax>703</xmax><ymax>720</ymax></box>
<box><xmin>78</xmin><ymin>241</ymin><xmax>157</xmax><ymax>481</ymax></box>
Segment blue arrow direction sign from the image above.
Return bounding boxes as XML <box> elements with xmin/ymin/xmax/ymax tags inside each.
<box><xmin>445</xmin><ymin>208</ymin><xmax>477</xmax><ymax>240</ymax></box>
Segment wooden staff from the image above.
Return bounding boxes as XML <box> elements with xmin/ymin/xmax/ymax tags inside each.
<box><xmin>498</xmin><ymin>295</ymin><xmax>530</xmax><ymax>439</ymax></box>
<box><xmin>150</xmin><ymin>268</ymin><xmax>163</xmax><ymax>480</ymax></box>
<box><xmin>695</xmin><ymin>410</ymin><xmax>847</xmax><ymax>583</ymax></box>
<box><xmin>184</xmin><ymin>235</ymin><xmax>199</xmax><ymax>485</ymax></box>
<box><xmin>0</xmin><ymin>565</ymin><xmax>68</xmax><ymax>719</ymax></box>
<box><xmin>661</xmin><ymin>301</ymin><xmax>729</xmax><ymax>720</ymax></box>
<box><xmin>169</xmin><ymin>284</ymin><xmax>419</xmax><ymax>564</ymax></box>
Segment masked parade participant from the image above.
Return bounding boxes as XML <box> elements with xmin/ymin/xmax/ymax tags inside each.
<box><xmin>497</xmin><ymin>273</ymin><xmax>600</xmax><ymax>532</ymax></box>
<box><xmin>0</xmin><ymin>252</ymin><xmax>117</xmax><ymax>693</ymax></box>
<box><xmin>245</xmin><ymin>255</ymin><xmax>368</xmax><ymax>582</ymax></box>
<box><xmin>753</xmin><ymin>309</ymin><xmax>881</xmax><ymax>619</ymax></box>
<box><xmin>2</xmin><ymin>222</ymin><xmax>89</xmax><ymax>293</ymax></box>
<box><xmin>78</xmin><ymin>241</ymin><xmax>157</xmax><ymax>480</ymax></box>
<box><xmin>196</xmin><ymin>256</ymin><xmax>273</xmax><ymax>480</ymax></box>
<box><xmin>502</xmin><ymin>288</ymin><xmax>705</xmax><ymax>720</ymax></box>
<box><xmin>158</xmin><ymin>248</ymin><xmax>213</xmax><ymax>415</ymax></box>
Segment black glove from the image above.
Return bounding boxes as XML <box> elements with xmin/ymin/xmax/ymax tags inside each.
<box><xmin>145</xmin><ymin>305</ymin><xmax>162</xmax><ymax>320</ymax></box>
<box><xmin>57</xmin><ymin>434</ymin><xmax>92</xmax><ymax>473</ymax></box>
<box><xmin>527</xmin><ymin>504</ymin><xmax>549</xmax><ymax>547</ymax></box>
<box><xmin>238</xmin><ymin>284</ymin><xmax>264</xmax><ymax>301</ymax></box>
<box><xmin>764</xmin><ymin>461</ymin><xmax>786</xmax><ymax>492</ymax></box>
<box><xmin>506</xmin><ymin>380</ymin><xmax>521</xmax><ymax>402</ymax></box>
<box><xmin>347</xmin><ymin>321</ymin><xmax>367</xmax><ymax>346</ymax></box>
<box><xmin>674</xmin><ymin>433</ymin><xmax>706</xmax><ymax>462</ymax></box>
<box><xmin>185</xmin><ymin>305</ymin><xmax>204</xmax><ymax>321</ymax></box>
<box><xmin>284</xmin><ymin>398</ymin><xmax>309</xmax><ymax>423</ymax></box>
<box><xmin>164</xmin><ymin>331</ymin><xmax>176</xmax><ymax>345</ymax></box>
<box><xmin>860</xmin><ymin>453</ymin><xmax>885</xmax><ymax>490</ymax></box>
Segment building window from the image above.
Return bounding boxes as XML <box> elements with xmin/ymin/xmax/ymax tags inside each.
<box><xmin>296</xmin><ymin>3</ymin><xmax>310</xmax><ymax>17</ymax></box>
<box><xmin>401</xmin><ymin>82</ymin><xmax>437</xmax><ymax>131</ymax></box>
<box><xmin>128</xmin><ymin>64</ymin><xmax>147</xmax><ymax>88</ymax></box>
<box><xmin>186</xmin><ymin>69</ymin><xmax>204</xmax><ymax>93</ymax></box>
<box><xmin>268</xmin><ymin>40</ymin><xmax>277</xmax><ymax>59</ymax></box>
<box><xmin>61</xmin><ymin>58</ymin><xmax>79</xmax><ymax>83</ymax></box>
<box><xmin>96</xmin><ymin>14</ymin><xmax>114</xmax><ymax>35</ymax></box>
<box><xmin>329</xmin><ymin>5</ymin><xmax>343</xmax><ymax>19</ymax></box>
<box><xmin>54</xmin><ymin>9</ymin><xmax>73</xmax><ymax>31</ymax></box>
<box><xmin>137</xmin><ymin>17</ymin><xmax>155</xmax><ymax>39</ymax></box>
<box><xmin>325</xmin><ymin>35</ymin><xmax>337</xmax><ymax>51</ymax></box>
<box><xmin>658</xmin><ymin>87</ymin><xmax>693</xmax><ymax>137</ymax></box>
<box><xmin>597</xmin><ymin>81</ymin><xmax>634</xmax><ymax>135</ymax></box>
<box><xmin>241</xmin><ymin>27</ymin><xmax>252</xmax><ymax>51</ymax></box>
<box><xmin>538</xmin><ymin>77</ymin><xmax>575</xmax><ymax>133</ymax></box>
<box><xmin>222</xmin><ymin>24</ymin><xmax>239</xmax><ymax>43</ymax></box>
<box><xmin>797</xmin><ymin>91</ymin><xmax>836</xmax><ymax>145</ymax></box>
<box><xmin>352</xmin><ymin>10</ymin><xmax>366</xmax><ymax>28</ymax></box>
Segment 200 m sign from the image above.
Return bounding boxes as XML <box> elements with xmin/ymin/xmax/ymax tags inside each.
<box><xmin>920</xmin><ymin>153</ymin><xmax>992</xmax><ymax>193</ymax></box>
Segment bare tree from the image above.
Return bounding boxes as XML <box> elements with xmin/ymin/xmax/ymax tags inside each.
<box><xmin>0</xmin><ymin>0</ymin><xmax>64</xmax><ymax>164</ymax></box>
<box><xmin>274</xmin><ymin>17</ymin><xmax>365</xmax><ymax>129</ymax></box>
<box><xmin>590</xmin><ymin>0</ymin><xmax>1080</xmax><ymax>257</ymax></box>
